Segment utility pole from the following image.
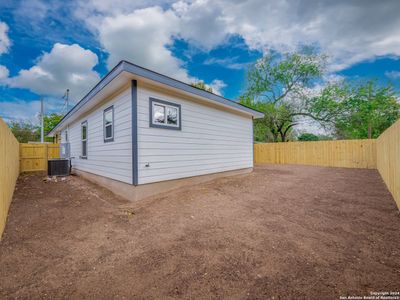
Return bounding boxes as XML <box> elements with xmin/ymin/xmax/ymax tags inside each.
<box><xmin>62</xmin><ymin>88</ymin><xmax>70</xmax><ymax>115</ymax></box>
<box><xmin>40</xmin><ymin>98</ymin><xmax>44</xmax><ymax>143</ymax></box>
<box><xmin>65</xmin><ymin>88</ymin><xmax>69</xmax><ymax>112</ymax></box>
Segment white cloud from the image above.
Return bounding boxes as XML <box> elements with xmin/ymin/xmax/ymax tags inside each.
<box><xmin>294</xmin><ymin>118</ymin><xmax>331</xmax><ymax>136</ymax></box>
<box><xmin>14</xmin><ymin>0</ymin><xmax>49</xmax><ymax>22</ymax></box>
<box><xmin>170</xmin><ymin>0</ymin><xmax>400</xmax><ymax>71</ymax></box>
<box><xmin>7</xmin><ymin>43</ymin><xmax>100</xmax><ymax>102</ymax></box>
<box><xmin>73</xmin><ymin>3</ymin><xmax>226</xmax><ymax>90</ymax></box>
<box><xmin>75</xmin><ymin>0</ymin><xmax>173</xmax><ymax>17</ymax></box>
<box><xmin>208</xmin><ymin>79</ymin><xmax>226</xmax><ymax>95</ymax></box>
<box><xmin>0</xmin><ymin>22</ymin><xmax>11</xmax><ymax>84</ymax></box>
<box><xmin>0</xmin><ymin>65</ymin><xmax>9</xmax><ymax>80</ymax></box>
<box><xmin>203</xmin><ymin>57</ymin><xmax>250</xmax><ymax>70</ymax></box>
<box><xmin>98</xmin><ymin>7</ymin><xmax>190</xmax><ymax>80</ymax></box>
<box><xmin>74</xmin><ymin>0</ymin><xmax>400</xmax><ymax>93</ymax></box>
<box><xmin>0</xmin><ymin>97</ymin><xmax>63</xmax><ymax>124</ymax></box>
<box><xmin>0</xmin><ymin>100</ymin><xmax>41</xmax><ymax>124</ymax></box>
<box><xmin>0</xmin><ymin>21</ymin><xmax>11</xmax><ymax>54</ymax></box>
<box><xmin>6</xmin><ymin>0</ymin><xmax>400</xmax><ymax>119</ymax></box>
<box><xmin>96</xmin><ymin>6</ymin><xmax>229</xmax><ymax>92</ymax></box>
<box><xmin>172</xmin><ymin>0</ymin><xmax>229</xmax><ymax>50</ymax></box>
<box><xmin>385</xmin><ymin>70</ymin><xmax>400</xmax><ymax>80</ymax></box>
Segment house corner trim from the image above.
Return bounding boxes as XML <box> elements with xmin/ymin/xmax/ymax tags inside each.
<box><xmin>131</xmin><ymin>80</ymin><xmax>138</xmax><ymax>185</ymax></box>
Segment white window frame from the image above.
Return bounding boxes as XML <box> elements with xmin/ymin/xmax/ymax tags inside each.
<box><xmin>81</xmin><ymin>121</ymin><xmax>88</xmax><ymax>159</ymax></box>
<box><xmin>149</xmin><ymin>98</ymin><xmax>181</xmax><ymax>130</ymax></box>
<box><xmin>103</xmin><ymin>105</ymin><xmax>114</xmax><ymax>142</ymax></box>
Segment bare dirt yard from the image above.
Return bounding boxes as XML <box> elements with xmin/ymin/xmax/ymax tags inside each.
<box><xmin>0</xmin><ymin>164</ymin><xmax>399</xmax><ymax>299</ymax></box>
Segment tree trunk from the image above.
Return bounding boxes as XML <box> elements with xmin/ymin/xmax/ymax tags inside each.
<box><xmin>367</xmin><ymin>82</ymin><xmax>373</xmax><ymax>139</ymax></box>
<box><xmin>279</xmin><ymin>129</ymin><xmax>286</xmax><ymax>142</ymax></box>
<box><xmin>368</xmin><ymin>123</ymin><xmax>372</xmax><ymax>139</ymax></box>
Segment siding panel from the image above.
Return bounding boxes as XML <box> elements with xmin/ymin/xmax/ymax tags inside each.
<box><xmin>137</xmin><ymin>85</ymin><xmax>253</xmax><ymax>184</ymax></box>
<box><xmin>67</xmin><ymin>87</ymin><xmax>132</xmax><ymax>184</ymax></box>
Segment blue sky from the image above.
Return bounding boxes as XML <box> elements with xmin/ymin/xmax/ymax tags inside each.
<box><xmin>1</xmin><ymin>0</ymin><xmax>400</xmax><ymax>125</ymax></box>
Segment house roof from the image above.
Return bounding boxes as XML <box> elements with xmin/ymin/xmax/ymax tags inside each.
<box><xmin>48</xmin><ymin>60</ymin><xmax>264</xmax><ymax>136</ymax></box>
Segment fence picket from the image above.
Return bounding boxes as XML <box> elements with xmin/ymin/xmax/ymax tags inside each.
<box><xmin>19</xmin><ymin>144</ymin><xmax>60</xmax><ymax>172</ymax></box>
<box><xmin>254</xmin><ymin>139</ymin><xmax>377</xmax><ymax>169</ymax></box>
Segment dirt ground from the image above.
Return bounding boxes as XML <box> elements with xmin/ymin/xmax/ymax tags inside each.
<box><xmin>0</xmin><ymin>165</ymin><xmax>399</xmax><ymax>299</ymax></box>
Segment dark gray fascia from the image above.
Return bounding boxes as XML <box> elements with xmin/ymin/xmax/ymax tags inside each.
<box><xmin>48</xmin><ymin>60</ymin><xmax>264</xmax><ymax>136</ymax></box>
<box><xmin>121</xmin><ymin>61</ymin><xmax>264</xmax><ymax>118</ymax></box>
<box><xmin>48</xmin><ymin>62</ymin><xmax>125</xmax><ymax>136</ymax></box>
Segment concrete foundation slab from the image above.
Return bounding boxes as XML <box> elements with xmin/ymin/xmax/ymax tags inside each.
<box><xmin>72</xmin><ymin>168</ymin><xmax>253</xmax><ymax>202</ymax></box>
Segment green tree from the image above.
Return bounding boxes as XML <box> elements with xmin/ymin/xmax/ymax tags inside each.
<box><xmin>191</xmin><ymin>81</ymin><xmax>213</xmax><ymax>93</ymax></box>
<box><xmin>241</xmin><ymin>50</ymin><xmax>327</xmax><ymax>142</ymax></box>
<box><xmin>335</xmin><ymin>81</ymin><xmax>399</xmax><ymax>139</ymax></box>
<box><xmin>43</xmin><ymin>113</ymin><xmax>63</xmax><ymax>142</ymax></box>
<box><xmin>8</xmin><ymin>121</ymin><xmax>40</xmax><ymax>143</ymax></box>
<box><xmin>8</xmin><ymin>113</ymin><xmax>63</xmax><ymax>143</ymax></box>
<box><xmin>241</xmin><ymin>96</ymin><xmax>296</xmax><ymax>142</ymax></box>
<box><xmin>311</xmin><ymin>80</ymin><xmax>400</xmax><ymax>139</ymax></box>
<box><xmin>298</xmin><ymin>133</ymin><xmax>319</xmax><ymax>141</ymax></box>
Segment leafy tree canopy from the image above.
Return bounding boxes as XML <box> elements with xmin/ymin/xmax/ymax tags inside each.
<box><xmin>240</xmin><ymin>48</ymin><xmax>400</xmax><ymax>142</ymax></box>
<box><xmin>44</xmin><ymin>113</ymin><xmax>63</xmax><ymax>137</ymax></box>
<box><xmin>191</xmin><ymin>81</ymin><xmax>213</xmax><ymax>93</ymax></box>
<box><xmin>297</xmin><ymin>133</ymin><xmax>320</xmax><ymax>141</ymax></box>
<box><xmin>311</xmin><ymin>80</ymin><xmax>400</xmax><ymax>139</ymax></box>
<box><xmin>241</xmin><ymin>49</ymin><xmax>327</xmax><ymax>142</ymax></box>
<box><xmin>9</xmin><ymin>121</ymin><xmax>40</xmax><ymax>143</ymax></box>
<box><xmin>8</xmin><ymin>113</ymin><xmax>63</xmax><ymax>143</ymax></box>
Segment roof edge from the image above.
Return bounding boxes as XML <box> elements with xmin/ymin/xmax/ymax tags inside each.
<box><xmin>48</xmin><ymin>60</ymin><xmax>264</xmax><ymax>136</ymax></box>
<box><xmin>48</xmin><ymin>61</ymin><xmax>125</xmax><ymax>136</ymax></box>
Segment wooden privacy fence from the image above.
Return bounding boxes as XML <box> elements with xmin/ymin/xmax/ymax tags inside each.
<box><xmin>20</xmin><ymin>143</ymin><xmax>60</xmax><ymax>172</ymax></box>
<box><xmin>254</xmin><ymin>139</ymin><xmax>377</xmax><ymax>169</ymax></box>
<box><xmin>0</xmin><ymin>118</ymin><xmax>20</xmax><ymax>239</ymax></box>
<box><xmin>254</xmin><ymin>128</ymin><xmax>400</xmax><ymax>208</ymax></box>
<box><xmin>377</xmin><ymin>119</ymin><xmax>400</xmax><ymax>208</ymax></box>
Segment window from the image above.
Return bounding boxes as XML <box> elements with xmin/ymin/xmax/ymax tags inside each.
<box><xmin>81</xmin><ymin>121</ymin><xmax>88</xmax><ymax>158</ymax></box>
<box><xmin>103</xmin><ymin>106</ymin><xmax>114</xmax><ymax>142</ymax></box>
<box><xmin>149</xmin><ymin>98</ymin><xmax>181</xmax><ymax>130</ymax></box>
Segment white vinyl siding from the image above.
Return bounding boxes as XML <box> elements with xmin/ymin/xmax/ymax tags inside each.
<box><xmin>66</xmin><ymin>87</ymin><xmax>132</xmax><ymax>184</ymax></box>
<box><xmin>137</xmin><ymin>84</ymin><xmax>253</xmax><ymax>184</ymax></box>
<box><xmin>60</xmin><ymin>129</ymin><xmax>68</xmax><ymax>143</ymax></box>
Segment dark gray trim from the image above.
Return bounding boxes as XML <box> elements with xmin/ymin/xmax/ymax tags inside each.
<box><xmin>80</xmin><ymin>120</ymin><xmax>88</xmax><ymax>159</ymax></box>
<box><xmin>48</xmin><ymin>62</ymin><xmax>125</xmax><ymax>136</ymax></box>
<box><xmin>149</xmin><ymin>97</ymin><xmax>182</xmax><ymax>131</ymax></box>
<box><xmin>131</xmin><ymin>80</ymin><xmax>138</xmax><ymax>186</ymax></box>
<box><xmin>122</xmin><ymin>61</ymin><xmax>263</xmax><ymax>117</ymax></box>
<box><xmin>48</xmin><ymin>60</ymin><xmax>263</xmax><ymax>136</ymax></box>
<box><xmin>103</xmin><ymin>105</ymin><xmax>114</xmax><ymax>143</ymax></box>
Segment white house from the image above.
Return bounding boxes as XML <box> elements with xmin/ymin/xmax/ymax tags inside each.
<box><xmin>48</xmin><ymin>61</ymin><xmax>264</xmax><ymax>200</ymax></box>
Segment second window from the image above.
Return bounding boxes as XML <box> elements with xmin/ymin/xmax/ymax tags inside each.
<box><xmin>103</xmin><ymin>106</ymin><xmax>114</xmax><ymax>142</ymax></box>
<box><xmin>150</xmin><ymin>98</ymin><xmax>181</xmax><ymax>130</ymax></box>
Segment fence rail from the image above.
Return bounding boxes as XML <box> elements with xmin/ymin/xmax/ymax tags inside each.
<box><xmin>0</xmin><ymin>118</ymin><xmax>20</xmax><ymax>239</ymax></box>
<box><xmin>254</xmin><ymin>139</ymin><xmax>377</xmax><ymax>169</ymax></box>
<box><xmin>20</xmin><ymin>144</ymin><xmax>60</xmax><ymax>172</ymax></box>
